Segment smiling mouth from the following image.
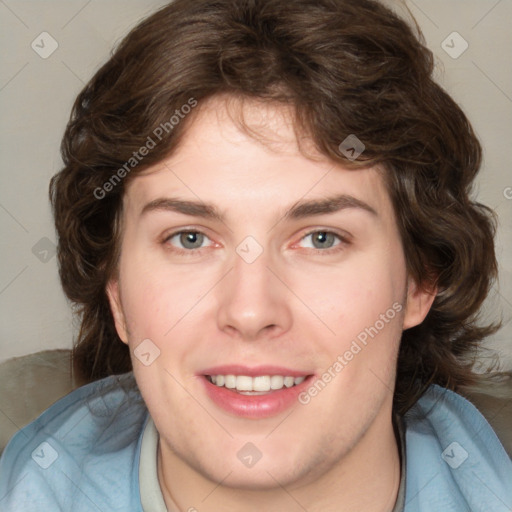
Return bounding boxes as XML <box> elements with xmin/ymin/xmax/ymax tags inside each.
<box><xmin>204</xmin><ymin>374</ymin><xmax>310</xmax><ymax>394</ymax></box>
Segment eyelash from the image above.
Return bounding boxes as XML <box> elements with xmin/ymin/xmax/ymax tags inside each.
<box><xmin>162</xmin><ymin>230</ymin><xmax>216</xmax><ymax>257</ymax></box>
<box><xmin>162</xmin><ymin>229</ymin><xmax>350</xmax><ymax>256</ymax></box>
<box><xmin>294</xmin><ymin>230</ymin><xmax>350</xmax><ymax>254</ymax></box>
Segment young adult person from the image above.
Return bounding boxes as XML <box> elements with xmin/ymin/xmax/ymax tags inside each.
<box><xmin>1</xmin><ymin>1</ymin><xmax>510</xmax><ymax>510</ymax></box>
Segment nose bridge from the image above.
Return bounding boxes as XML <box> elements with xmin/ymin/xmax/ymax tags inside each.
<box><xmin>232</xmin><ymin>247</ymin><xmax>272</xmax><ymax>299</ymax></box>
<box><xmin>216</xmin><ymin>242</ymin><xmax>292</xmax><ymax>339</ymax></box>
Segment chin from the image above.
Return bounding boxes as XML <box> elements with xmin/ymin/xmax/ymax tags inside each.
<box><xmin>196</xmin><ymin>441</ymin><xmax>321</xmax><ymax>491</ymax></box>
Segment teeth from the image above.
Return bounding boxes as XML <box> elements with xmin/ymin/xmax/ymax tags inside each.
<box><xmin>270</xmin><ymin>375</ymin><xmax>283</xmax><ymax>390</ymax></box>
<box><xmin>236</xmin><ymin>376</ymin><xmax>253</xmax><ymax>391</ymax></box>
<box><xmin>253</xmin><ymin>376</ymin><xmax>271</xmax><ymax>392</ymax></box>
<box><xmin>284</xmin><ymin>376</ymin><xmax>294</xmax><ymax>388</ymax></box>
<box><xmin>225</xmin><ymin>375</ymin><xmax>236</xmax><ymax>389</ymax></box>
<box><xmin>208</xmin><ymin>374</ymin><xmax>307</xmax><ymax>392</ymax></box>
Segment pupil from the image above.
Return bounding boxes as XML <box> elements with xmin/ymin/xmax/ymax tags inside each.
<box><xmin>314</xmin><ymin>232</ymin><xmax>332</xmax><ymax>248</ymax></box>
<box><xmin>181</xmin><ymin>232</ymin><xmax>202</xmax><ymax>249</ymax></box>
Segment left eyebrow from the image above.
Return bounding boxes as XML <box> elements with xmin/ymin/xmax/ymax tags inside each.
<box><xmin>284</xmin><ymin>194</ymin><xmax>378</xmax><ymax>220</ymax></box>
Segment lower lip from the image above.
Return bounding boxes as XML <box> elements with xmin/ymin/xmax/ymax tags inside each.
<box><xmin>201</xmin><ymin>376</ymin><xmax>313</xmax><ymax>419</ymax></box>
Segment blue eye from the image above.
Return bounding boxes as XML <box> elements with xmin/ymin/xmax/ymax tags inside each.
<box><xmin>300</xmin><ymin>231</ymin><xmax>343</xmax><ymax>250</ymax></box>
<box><xmin>167</xmin><ymin>231</ymin><xmax>210</xmax><ymax>250</ymax></box>
<box><xmin>163</xmin><ymin>229</ymin><xmax>347</xmax><ymax>255</ymax></box>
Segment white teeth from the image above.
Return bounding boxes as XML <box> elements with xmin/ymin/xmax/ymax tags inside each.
<box><xmin>224</xmin><ymin>375</ymin><xmax>236</xmax><ymax>389</ymax></box>
<box><xmin>253</xmin><ymin>376</ymin><xmax>271</xmax><ymax>392</ymax></box>
<box><xmin>284</xmin><ymin>376</ymin><xmax>294</xmax><ymax>388</ymax></box>
<box><xmin>236</xmin><ymin>376</ymin><xmax>253</xmax><ymax>391</ymax></box>
<box><xmin>270</xmin><ymin>375</ymin><xmax>284</xmax><ymax>389</ymax></box>
<box><xmin>208</xmin><ymin>374</ymin><xmax>307</xmax><ymax>392</ymax></box>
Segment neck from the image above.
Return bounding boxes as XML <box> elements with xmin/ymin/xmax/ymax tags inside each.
<box><xmin>158</xmin><ymin>410</ymin><xmax>401</xmax><ymax>512</ymax></box>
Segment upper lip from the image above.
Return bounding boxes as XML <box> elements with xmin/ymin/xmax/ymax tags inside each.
<box><xmin>199</xmin><ymin>365</ymin><xmax>312</xmax><ymax>378</ymax></box>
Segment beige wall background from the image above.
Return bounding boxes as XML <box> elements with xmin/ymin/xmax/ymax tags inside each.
<box><xmin>1</xmin><ymin>0</ymin><xmax>511</xmax><ymax>368</ymax></box>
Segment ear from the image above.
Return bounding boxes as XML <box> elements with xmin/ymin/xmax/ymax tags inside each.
<box><xmin>106</xmin><ymin>279</ymin><xmax>129</xmax><ymax>344</ymax></box>
<box><xmin>402</xmin><ymin>276</ymin><xmax>437</xmax><ymax>330</ymax></box>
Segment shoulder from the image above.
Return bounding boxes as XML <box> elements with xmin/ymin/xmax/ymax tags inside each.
<box><xmin>0</xmin><ymin>372</ymin><xmax>148</xmax><ymax>512</ymax></box>
<box><xmin>403</xmin><ymin>384</ymin><xmax>512</xmax><ymax>511</ymax></box>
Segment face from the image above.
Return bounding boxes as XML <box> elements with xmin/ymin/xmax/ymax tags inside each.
<box><xmin>107</xmin><ymin>96</ymin><xmax>433</xmax><ymax>494</ymax></box>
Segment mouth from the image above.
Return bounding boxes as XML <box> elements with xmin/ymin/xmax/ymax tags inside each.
<box><xmin>205</xmin><ymin>374</ymin><xmax>307</xmax><ymax>395</ymax></box>
<box><xmin>199</xmin><ymin>366</ymin><xmax>314</xmax><ymax>418</ymax></box>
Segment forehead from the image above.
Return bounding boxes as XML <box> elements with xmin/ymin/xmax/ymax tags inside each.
<box><xmin>124</xmin><ymin>96</ymin><xmax>393</xmax><ymax>221</ymax></box>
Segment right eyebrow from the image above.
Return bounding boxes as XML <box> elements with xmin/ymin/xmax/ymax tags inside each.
<box><xmin>140</xmin><ymin>197</ymin><xmax>225</xmax><ymax>222</ymax></box>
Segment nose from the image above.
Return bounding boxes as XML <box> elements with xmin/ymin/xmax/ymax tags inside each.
<box><xmin>216</xmin><ymin>248</ymin><xmax>293</xmax><ymax>341</ymax></box>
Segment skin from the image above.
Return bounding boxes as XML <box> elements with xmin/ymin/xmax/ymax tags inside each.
<box><xmin>107</xmin><ymin>96</ymin><xmax>435</xmax><ymax>512</ymax></box>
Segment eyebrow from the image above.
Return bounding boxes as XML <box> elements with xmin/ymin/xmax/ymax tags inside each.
<box><xmin>285</xmin><ymin>194</ymin><xmax>377</xmax><ymax>220</ymax></box>
<box><xmin>141</xmin><ymin>197</ymin><xmax>224</xmax><ymax>221</ymax></box>
<box><xmin>140</xmin><ymin>194</ymin><xmax>377</xmax><ymax>221</ymax></box>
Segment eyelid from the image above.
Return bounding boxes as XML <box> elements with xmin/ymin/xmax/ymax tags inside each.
<box><xmin>291</xmin><ymin>228</ymin><xmax>352</xmax><ymax>252</ymax></box>
<box><xmin>160</xmin><ymin>227</ymin><xmax>352</xmax><ymax>255</ymax></box>
<box><xmin>161</xmin><ymin>227</ymin><xmax>218</xmax><ymax>253</ymax></box>
<box><xmin>162</xmin><ymin>225</ymin><xmax>211</xmax><ymax>241</ymax></box>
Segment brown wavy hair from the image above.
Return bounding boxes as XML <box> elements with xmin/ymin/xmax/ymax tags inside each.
<box><xmin>50</xmin><ymin>0</ymin><xmax>499</xmax><ymax>414</ymax></box>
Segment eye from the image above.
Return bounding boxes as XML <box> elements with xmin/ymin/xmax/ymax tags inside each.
<box><xmin>298</xmin><ymin>230</ymin><xmax>345</xmax><ymax>251</ymax></box>
<box><xmin>165</xmin><ymin>231</ymin><xmax>212</xmax><ymax>251</ymax></box>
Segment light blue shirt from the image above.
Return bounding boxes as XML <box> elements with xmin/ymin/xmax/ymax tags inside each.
<box><xmin>0</xmin><ymin>372</ymin><xmax>510</xmax><ymax>511</ymax></box>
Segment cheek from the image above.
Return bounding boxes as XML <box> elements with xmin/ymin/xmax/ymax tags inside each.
<box><xmin>300</xmin><ymin>248</ymin><xmax>406</xmax><ymax>331</ymax></box>
<box><xmin>116</xmin><ymin>248</ymin><xmax>172</xmax><ymax>343</ymax></box>
<box><xmin>295</xmin><ymin>248</ymin><xmax>407</xmax><ymax>389</ymax></box>
<box><xmin>120</xmin><ymin>280</ymin><xmax>165</xmax><ymax>340</ymax></box>
<box><xmin>117</xmin><ymin>251</ymin><xmax>218</xmax><ymax>347</ymax></box>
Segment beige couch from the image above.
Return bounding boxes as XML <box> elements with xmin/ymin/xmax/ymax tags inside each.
<box><xmin>1</xmin><ymin>350</ymin><xmax>511</xmax><ymax>457</ymax></box>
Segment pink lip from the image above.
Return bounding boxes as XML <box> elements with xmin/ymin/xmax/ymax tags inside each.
<box><xmin>198</xmin><ymin>365</ymin><xmax>314</xmax><ymax>419</ymax></box>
